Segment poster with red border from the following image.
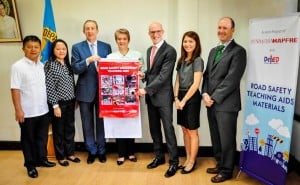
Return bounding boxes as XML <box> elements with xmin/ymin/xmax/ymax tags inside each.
<box><xmin>98</xmin><ymin>59</ymin><xmax>139</xmax><ymax>118</ymax></box>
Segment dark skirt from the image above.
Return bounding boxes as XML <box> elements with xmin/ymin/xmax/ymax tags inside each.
<box><xmin>177</xmin><ymin>90</ymin><xmax>201</xmax><ymax>130</ymax></box>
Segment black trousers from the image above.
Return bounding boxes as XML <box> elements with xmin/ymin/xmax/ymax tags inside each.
<box><xmin>116</xmin><ymin>138</ymin><xmax>135</xmax><ymax>157</ymax></box>
<box><xmin>147</xmin><ymin>100</ymin><xmax>179</xmax><ymax>165</ymax></box>
<box><xmin>51</xmin><ymin>100</ymin><xmax>76</xmax><ymax>160</ymax></box>
<box><xmin>19</xmin><ymin>113</ymin><xmax>49</xmax><ymax>168</ymax></box>
<box><xmin>207</xmin><ymin>107</ymin><xmax>238</xmax><ymax>177</ymax></box>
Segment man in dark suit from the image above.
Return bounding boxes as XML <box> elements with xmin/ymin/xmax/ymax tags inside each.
<box><xmin>71</xmin><ymin>20</ymin><xmax>111</xmax><ymax>164</ymax></box>
<box><xmin>202</xmin><ymin>17</ymin><xmax>246</xmax><ymax>183</ymax></box>
<box><xmin>139</xmin><ymin>22</ymin><xmax>179</xmax><ymax>178</ymax></box>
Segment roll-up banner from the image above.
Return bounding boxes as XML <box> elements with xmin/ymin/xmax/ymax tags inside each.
<box><xmin>239</xmin><ymin>15</ymin><xmax>300</xmax><ymax>185</ymax></box>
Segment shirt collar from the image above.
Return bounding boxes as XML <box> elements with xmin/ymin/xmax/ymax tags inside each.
<box><xmin>24</xmin><ymin>57</ymin><xmax>41</xmax><ymax>65</ymax></box>
<box><xmin>87</xmin><ymin>41</ymin><xmax>97</xmax><ymax>47</ymax></box>
<box><xmin>153</xmin><ymin>40</ymin><xmax>164</xmax><ymax>49</ymax></box>
<box><xmin>219</xmin><ymin>39</ymin><xmax>233</xmax><ymax>49</ymax></box>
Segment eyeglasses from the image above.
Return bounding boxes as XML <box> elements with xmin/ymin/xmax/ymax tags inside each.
<box><xmin>149</xmin><ymin>30</ymin><xmax>162</xmax><ymax>35</ymax></box>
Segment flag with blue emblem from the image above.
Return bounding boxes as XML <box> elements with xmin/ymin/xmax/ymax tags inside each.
<box><xmin>41</xmin><ymin>0</ymin><xmax>57</xmax><ymax>63</ymax></box>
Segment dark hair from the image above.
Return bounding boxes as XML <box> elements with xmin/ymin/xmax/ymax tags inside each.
<box><xmin>49</xmin><ymin>39</ymin><xmax>73</xmax><ymax>75</ymax></box>
<box><xmin>177</xmin><ymin>31</ymin><xmax>202</xmax><ymax>68</ymax></box>
<box><xmin>22</xmin><ymin>35</ymin><xmax>41</xmax><ymax>48</ymax></box>
<box><xmin>0</xmin><ymin>1</ymin><xmax>5</xmax><ymax>8</ymax></box>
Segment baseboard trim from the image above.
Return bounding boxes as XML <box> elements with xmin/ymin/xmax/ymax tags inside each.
<box><xmin>295</xmin><ymin>114</ymin><xmax>300</xmax><ymax>122</ymax></box>
<box><xmin>2</xmin><ymin>141</ymin><xmax>299</xmax><ymax>174</ymax></box>
<box><xmin>0</xmin><ymin>141</ymin><xmax>21</xmax><ymax>150</ymax></box>
<box><xmin>288</xmin><ymin>155</ymin><xmax>300</xmax><ymax>175</ymax></box>
<box><xmin>0</xmin><ymin>141</ymin><xmax>213</xmax><ymax>157</ymax></box>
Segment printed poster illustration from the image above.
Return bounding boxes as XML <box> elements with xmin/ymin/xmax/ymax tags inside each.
<box><xmin>98</xmin><ymin>60</ymin><xmax>139</xmax><ymax>118</ymax></box>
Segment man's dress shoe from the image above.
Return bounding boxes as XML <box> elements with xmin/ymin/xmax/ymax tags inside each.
<box><xmin>211</xmin><ymin>174</ymin><xmax>232</xmax><ymax>183</ymax></box>
<box><xmin>87</xmin><ymin>154</ymin><xmax>96</xmax><ymax>164</ymax></box>
<box><xmin>206</xmin><ymin>167</ymin><xmax>220</xmax><ymax>174</ymax></box>
<box><xmin>98</xmin><ymin>154</ymin><xmax>107</xmax><ymax>163</ymax></box>
<box><xmin>164</xmin><ymin>164</ymin><xmax>178</xmax><ymax>177</ymax></box>
<box><xmin>39</xmin><ymin>160</ymin><xmax>56</xmax><ymax>167</ymax></box>
<box><xmin>147</xmin><ymin>158</ymin><xmax>165</xmax><ymax>169</ymax></box>
<box><xmin>27</xmin><ymin>167</ymin><xmax>38</xmax><ymax>178</ymax></box>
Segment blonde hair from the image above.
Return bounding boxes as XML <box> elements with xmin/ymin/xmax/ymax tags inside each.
<box><xmin>114</xmin><ymin>28</ymin><xmax>130</xmax><ymax>41</ymax></box>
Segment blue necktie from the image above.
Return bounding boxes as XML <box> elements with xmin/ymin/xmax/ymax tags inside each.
<box><xmin>90</xmin><ymin>44</ymin><xmax>98</xmax><ymax>69</ymax></box>
<box><xmin>90</xmin><ymin>44</ymin><xmax>96</xmax><ymax>55</ymax></box>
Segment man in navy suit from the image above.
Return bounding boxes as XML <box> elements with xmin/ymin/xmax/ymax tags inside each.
<box><xmin>202</xmin><ymin>17</ymin><xmax>246</xmax><ymax>183</ymax></box>
<box><xmin>139</xmin><ymin>22</ymin><xmax>179</xmax><ymax>178</ymax></box>
<box><xmin>71</xmin><ymin>20</ymin><xmax>111</xmax><ymax>164</ymax></box>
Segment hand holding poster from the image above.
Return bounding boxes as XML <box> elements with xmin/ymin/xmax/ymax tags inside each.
<box><xmin>98</xmin><ymin>59</ymin><xmax>139</xmax><ymax>118</ymax></box>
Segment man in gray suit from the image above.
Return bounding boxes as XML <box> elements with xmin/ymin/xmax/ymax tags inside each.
<box><xmin>139</xmin><ymin>22</ymin><xmax>179</xmax><ymax>178</ymax></box>
<box><xmin>202</xmin><ymin>17</ymin><xmax>246</xmax><ymax>183</ymax></box>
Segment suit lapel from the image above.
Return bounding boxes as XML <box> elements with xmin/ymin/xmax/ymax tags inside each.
<box><xmin>211</xmin><ymin>40</ymin><xmax>237</xmax><ymax>69</ymax></box>
<box><xmin>147</xmin><ymin>48</ymin><xmax>151</xmax><ymax>71</ymax></box>
<box><xmin>97</xmin><ymin>41</ymin><xmax>103</xmax><ymax>57</ymax></box>
<box><xmin>209</xmin><ymin>47</ymin><xmax>218</xmax><ymax>69</ymax></box>
<box><xmin>83</xmin><ymin>41</ymin><xmax>92</xmax><ymax>56</ymax></box>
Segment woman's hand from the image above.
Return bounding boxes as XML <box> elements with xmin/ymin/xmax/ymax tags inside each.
<box><xmin>54</xmin><ymin>107</ymin><xmax>62</xmax><ymax>117</ymax></box>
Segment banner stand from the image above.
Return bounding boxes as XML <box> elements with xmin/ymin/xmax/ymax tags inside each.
<box><xmin>239</xmin><ymin>15</ymin><xmax>300</xmax><ymax>185</ymax></box>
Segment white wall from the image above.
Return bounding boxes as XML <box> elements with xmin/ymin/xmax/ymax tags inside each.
<box><xmin>0</xmin><ymin>0</ymin><xmax>297</xmax><ymax>148</ymax></box>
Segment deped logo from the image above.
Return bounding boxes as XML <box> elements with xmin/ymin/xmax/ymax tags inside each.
<box><xmin>264</xmin><ymin>55</ymin><xmax>280</xmax><ymax>64</ymax></box>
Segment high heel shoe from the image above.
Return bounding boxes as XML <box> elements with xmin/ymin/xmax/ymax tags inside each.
<box><xmin>181</xmin><ymin>162</ymin><xmax>196</xmax><ymax>174</ymax></box>
<box><xmin>67</xmin><ymin>156</ymin><xmax>81</xmax><ymax>163</ymax></box>
<box><xmin>58</xmin><ymin>160</ymin><xmax>69</xmax><ymax>167</ymax></box>
<box><xmin>117</xmin><ymin>157</ymin><xmax>125</xmax><ymax>165</ymax></box>
<box><xmin>128</xmin><ymin>156</ymin><xmax>137</xmax><ymax>162</ymax></box>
